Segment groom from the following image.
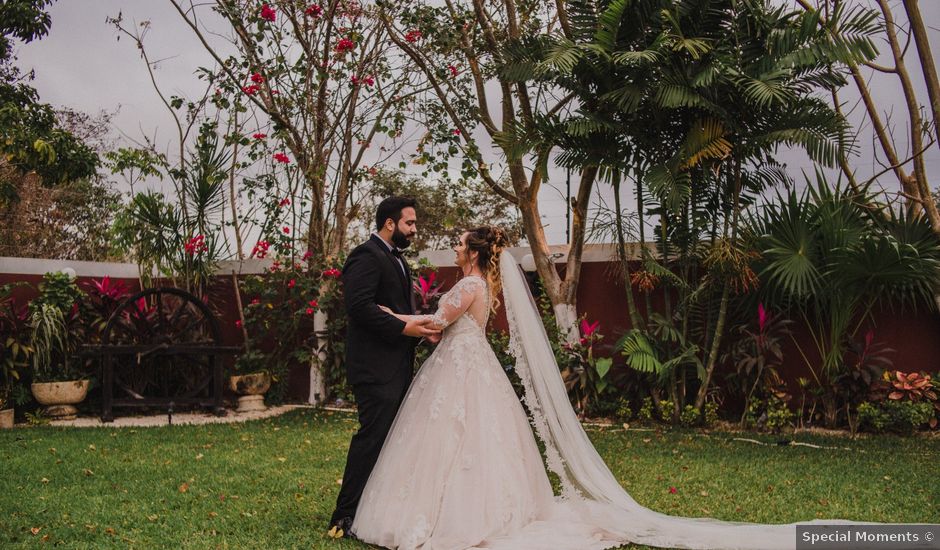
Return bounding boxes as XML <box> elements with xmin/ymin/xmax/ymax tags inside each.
<box><xmin>327</xmin><ymin>196</ymin><xmax>440</xmax><ymax>539</ymax></box>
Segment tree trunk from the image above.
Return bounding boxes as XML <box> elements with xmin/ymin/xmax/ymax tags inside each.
<box><xmin>613</xmin><ymin>174</ymin><xmax>643</xmax><ymax>329</ymax></box>
<box><xmin>903</xmin><ymin>0</ymin><xmax>940</xmax><ymax>151</ymax></box>
<box><xmin>695</xmin><ymin>159</ymin><xmax>741</xmax><ymax>411</ymax></box>
<box><xmin>877</xmin><ymin>0</ymin><xmax>940</xmax><ymax>233</ymax></box>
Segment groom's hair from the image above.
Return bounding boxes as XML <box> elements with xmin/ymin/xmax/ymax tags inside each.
<box><xmin>375</xmin><ymin>196</ymin><xmax>417</xmax><ymax>230</ymax></box>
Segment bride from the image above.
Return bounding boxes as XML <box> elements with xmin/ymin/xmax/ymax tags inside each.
<box><xmin>350</xmin><ymin>226</ymin><xmax>853</xmax><ymax>550</ymax></box>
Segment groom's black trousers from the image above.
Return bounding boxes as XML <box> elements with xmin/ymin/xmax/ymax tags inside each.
<box><xmin>331</xmin><ymin>375</ymin><xmax>411</xmax><ymax>522</ymax></box>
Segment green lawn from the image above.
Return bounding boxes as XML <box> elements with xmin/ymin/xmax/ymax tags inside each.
<box><xmin>1</xmin><ymin>409</ymin><xmax>936</xmax><ymax>549</ymax></box>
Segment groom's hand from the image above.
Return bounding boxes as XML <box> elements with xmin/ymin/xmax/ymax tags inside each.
<box><xmin>425</xmin><ymin>333</ymin><xmax>442</xmax><ymax>344</ymax></box>
<box><xmin>402</xmin><ymin>317</ymin><xmax>440</xmax><ymax>338</ymax></box>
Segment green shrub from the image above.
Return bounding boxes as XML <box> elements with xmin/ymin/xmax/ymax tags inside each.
<box><xmin>858</xmin><ymin>400</ymin><xmax>933</xmax><ymax>435</ymax></box>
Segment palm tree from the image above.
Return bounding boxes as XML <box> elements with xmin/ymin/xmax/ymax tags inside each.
<box><xmin>502</xmin><ymin>0</ymin><xmax>881</xmax><ymax>416</ymax></box>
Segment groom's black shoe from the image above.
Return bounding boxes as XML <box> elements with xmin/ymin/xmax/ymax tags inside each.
<box><xmin>327</xmin><ymin>516</ymin><xmax>355</xmax><ymax>540</ymax></box>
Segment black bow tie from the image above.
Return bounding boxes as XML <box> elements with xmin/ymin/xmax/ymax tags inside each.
<box><xmin>390</xmin><ymin>248</ymin><xmax>403</xmax><ymax>258</ymax></box>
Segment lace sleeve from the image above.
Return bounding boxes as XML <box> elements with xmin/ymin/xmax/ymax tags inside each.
<box><xmin>427</xmin><ymin>277</ymin><xmax>484</xmax><ymax>329</ymax></box>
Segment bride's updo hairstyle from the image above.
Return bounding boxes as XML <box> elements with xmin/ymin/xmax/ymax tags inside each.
<box><xmin>465</xmin><ymin>226</ymin><xmax>509</xmax><ymax>312</ymax></box>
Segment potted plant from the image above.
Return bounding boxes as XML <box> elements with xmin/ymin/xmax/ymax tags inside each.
<box><xmin>28</xmin><ymin>271</ymin><xmax>90</xmax><ymax>420</ymax></box>
<box><xmin>229</xmin><ymin>349</ymin><xmax>271</xmax><ymax>412</ymax></box>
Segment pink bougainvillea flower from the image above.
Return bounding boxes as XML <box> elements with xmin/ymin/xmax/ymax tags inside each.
<box><xmin>273</xmin><ymin>152</ymin><xmax>291</xmax><ymax>164</ymax></box>
<box><xmin>250</xmin><ymin>298</ymin><xmax>260</xmax><ymax>305</ymax></box>
<box><xmin>335</xmin><ymin>37</ymin><xmax>355</xmax><ymax>53</ymax></box>
<box><xmin>404</xmin><ymin>29</ymin><xmax>422</xmax><ymax>43</ymax></box>
<box><xmin>305</xmin><ymin>4</ymin><xmax>322</xmax><ymax>17</ymax></box>
<box><xmin>250</xmin><ymin>72</ymin><xmax>265</xmax><ymax>84</ymax></box>
<box><xmin>235</xmin><ymin>319</ymin><xmax>243</xmax><ymax>329</ymax></box>
<box><xmin>322</xmin><ymin>268</ymin><xmax>341</xmax><ymax>278</ymax></box>
<box><xmin>288</xmin><ymin>278</ymin><xmax>296</xmax><ymax>289</ymax></box>
<box><xmin>260</xmin><ymin>3</ymin><xmax>276</xmax><ymax>22</ymax></box>
<box><xmin>241</xmin><ymin>84</ymin><xmax>260</xmax><ymax>95</ymax></box>
<box><xmin>302</xmin><ymin>251</ymin><xmax>312</xmax><ymax>260</ymax></box>
<box><xmin>306</xmin><ymin>307</ymin><xmax>314</xmax><ymax>315</ymax></box>
<box><xmin>278</xmin><ymin>197</ymin><xmax>291</xmax><ymax>207</ymax></box>
<box><xmin>251</xmin><ymin>240</ymin><xmax>270</xmax><ymax>259</ymax></box>
<box><xmin>308</xmin><ymin>299</ymin><xmax>318</xmax><ymax>308</ymax></box>
<box><xmin>448</xmin><ymin>65</ymin><xmax>458</xmax><ymax>77</ymax></box>
<box><xmin>453</xmin><ymin>128</ymin><xmax>461</xmax><ymax>136</ymax></box>
<box><xmin>282</xmin><ymin>226</ymin><xmax>291</xmax><ymax>234</ymax></box>
<box><xmin>252</xmin><ymin>132</ymin><xmax>267</xmax><ymax>139</ymax></box>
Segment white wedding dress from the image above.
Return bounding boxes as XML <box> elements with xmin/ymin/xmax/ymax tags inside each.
<box><xmin>351</xmin><ymin>252</ymin><xmax>879</xmax><ymax>550</ymax></box>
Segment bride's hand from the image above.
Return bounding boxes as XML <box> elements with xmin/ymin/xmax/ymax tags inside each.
<box><xmin>378</xmin><ymin>305</ymin><xmax>393</xmax><ymax>314</ymax></box>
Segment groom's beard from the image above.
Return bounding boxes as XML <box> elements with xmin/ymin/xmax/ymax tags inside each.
<box><xmin>391</xmin><ymin>227</ymin><xmax>412</xmax><ymax>249</ymax></box>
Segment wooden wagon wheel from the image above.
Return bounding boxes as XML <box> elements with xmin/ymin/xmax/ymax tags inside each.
<box><xmin>98</xmin><ymin>287</ymin><xmax>228</xmax><ymax>421</ymax></box>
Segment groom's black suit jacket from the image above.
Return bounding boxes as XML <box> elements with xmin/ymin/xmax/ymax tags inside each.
<box><xmin>342</xmin><ymin>234</ymin><xmax>418</xmax><ymax>386</ymax></box>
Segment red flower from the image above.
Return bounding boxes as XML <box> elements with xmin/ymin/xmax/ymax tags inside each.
<box><xmin>322</xmin><ymin>267</ymin><xmax>341</xmax><ymax>278</ymax></box>
<box><xmin>288</xmin><ymin>279</ymin><xmax>296</xmax><ymax>289</ymax></box>
<box><xmin>251</xmin><ymin>240</ymin><xmax>270</xmax><ymax>259</ymax></box>
<box><xmin>273</xmin><ymin>152</ymin><xmax>291</xmax><ymax>164</ymax></box>
<box><xmin>335</xmin><ymin>37</ymin><xmax>355</xmax><ymax>53</ymax></box>
<box><xmin>669</xmin><ymin>486</ymin><xmax>677</xmax><ymax>494</ymax></box>
<box><xmin>271</xmin><ymin>90</ymin><xmax>280</xmax><ymax>95</ymax></box>
<box><xmin>452</xmin><ymin>128</ymin><xmax>461</xmax><ymax>136</ymax></box>
<box><xmin>448</xmin><ymin>65</ymin><xmax>458</xmax><ymax>77</ymax></box>
<box><xmin>404</xmin><ymin>29</ymin><xmax>422</xmax><ymax>43</ymax></box>
<box><xmin>282</xmin><ymin>226</ymin><xmax>290</xmax><ymax>234</ymax></box>
<box><xmin>91</xmin><ymin>275</ymin><xmax>128</xmax><ymax>300</ymax></box>
<box><xmin>305</xmin><ymin>4</ymin><xmax>322</xmax><ymax>17</ymax></box>
<box><xmin>250</xmin><ymin>72</ymin><xmax>265</xmax><ymax>84</ymax></box>
<box><xmin>235</xmin><ymin>319</ymin><xmax>243</xmax><ymax>329</ymax></box>
<box><xmin>184</xmin><ymin>234</ymin><xmax>208</xmax><ymax>256</ymax></box>
<box><xmin>305</xmin><ymin>307</ymin><xmax>315</xmax><ymax>315</ymax></box>
<box><xmin>308</xmin><ymin>299</ymin><xmax>318</xmax><ymax>308</ymax></box>
<box><xmin>302</xmin><ymin>251</ymin><xmax>313</xmax><ymax>260</ymax></box>
<box><xmin>250</xmin><ymin>298</ymin><xmax>260</xmax><ymax>305</ymax></box>
<box><xmin>260</xmin><ymin>3</ymin><xmax>276</xmax><ymax>22</ymax></box>
<box><xmin>241</xmin><ymin>84</ymin><xmax>260</xmax><ymax>95</ymax></box>
<box><xmin>278</xmin><ymin>197</ymin><xmax>291</xmax><ymax>207</ymax></box>
<box><xmin>580</xmin><ymin>319</ymin><xmax>600</xmax><ymax>338</ymax></box>
<box><xmin>252</xmin><ymin>132</ymin><xmax>267</xmax><ymax>139</ymax></box>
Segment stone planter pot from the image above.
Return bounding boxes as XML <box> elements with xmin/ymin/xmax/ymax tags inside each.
<box><xmin>0</xmin><ymin>408</ymin><xmax>13</xmax><ymax>429</ymax></box>
<box><xmin>228</xmin><ymin>372</ymin><xmax>271</xmax><ymax>413</ymax></box>
<box><xmin>30</xmin><ymin>379</ymin><xmax>91</xmax><ymax>420</ymax></box>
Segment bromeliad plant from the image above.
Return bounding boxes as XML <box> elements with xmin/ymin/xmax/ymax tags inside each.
<box><xmin>560</xmin><ymin>318</ymin><xmax>613</xmax><ymax>418</ymax></box>
<box><xmin>80</xmin><ymin>276</ymin><xmax>135</xmax><ymax>346</ymax></box>
<box><xmin>412</xmin><ymin>271</ymin><xmax>442</xmax><ymax>315</ymax></box>
<box><xmin>726</xmin><ymin>303</ymin><xmax>792</xmax><ymax>427</ymax></box>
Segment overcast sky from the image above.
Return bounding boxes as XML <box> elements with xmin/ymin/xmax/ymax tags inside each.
<box><xmin>14</xmin><ymin>0</ymin><xmax>940</xmax><ymax>247</ymax></box>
